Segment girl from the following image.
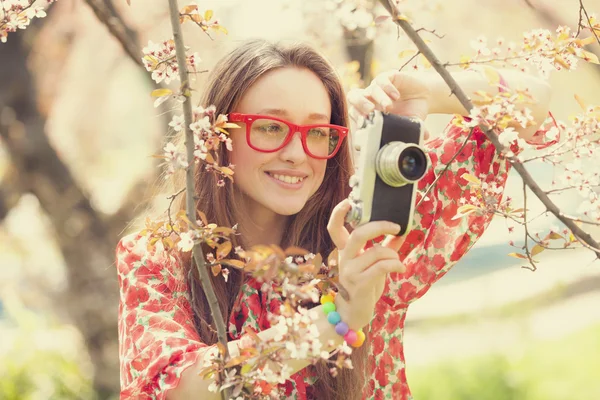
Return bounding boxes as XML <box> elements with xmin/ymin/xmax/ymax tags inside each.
<box><xmin>116</xmin><ymin>39</ymin><xmax>552</xmax><ymax>399</ymax></box>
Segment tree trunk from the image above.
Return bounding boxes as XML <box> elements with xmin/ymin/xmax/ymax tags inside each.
<box><xmin>0</xmin><ymin>25</ymin><xmax>120</xmax><ymax>399</ymax></box>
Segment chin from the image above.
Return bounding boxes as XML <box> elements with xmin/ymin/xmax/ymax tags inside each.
<box><xmin>268</xmin><ymin>201</ymin><xmax>307</xmax><ymax>216</ymax></box>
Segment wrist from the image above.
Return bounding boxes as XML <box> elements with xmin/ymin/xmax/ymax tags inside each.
<box><xmin>320</xmin><ymin>292</ymin><xmax>366</xmax><ymax>348</ymax></box>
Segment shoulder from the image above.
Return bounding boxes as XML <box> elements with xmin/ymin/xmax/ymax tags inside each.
<box><xmin>116</xmin><ymin>232</ymin><xmax>182</xmax><ymax>281</ymax></box>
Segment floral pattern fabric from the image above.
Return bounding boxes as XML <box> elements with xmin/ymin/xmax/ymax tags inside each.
<box><xmin>116</xmin><ymin>116</ymin><xmax>553</xmax><ymax>399</ymax></box>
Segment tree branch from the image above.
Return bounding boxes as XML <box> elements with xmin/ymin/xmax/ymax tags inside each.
<box><xmin>167</xmin><ymin>1</ymin><xmax>230</xmax><ymax>397</ymax></box>
<box><xmin>82</xmin><ymin>0</ymin><xmax>142</xmax><ymax>68</ymax></box>
<box><xmin>380</xmin><ymin>0</ymin><xmax>600</xmax><ymax>258</ymax></box>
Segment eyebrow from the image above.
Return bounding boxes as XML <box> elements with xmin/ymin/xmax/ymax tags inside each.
<box><xmin>257</xmin><ymin>108</ymin><xmax>330</xmax><ymax>122</ymax></box>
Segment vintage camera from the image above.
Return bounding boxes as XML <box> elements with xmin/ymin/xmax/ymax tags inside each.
<box><xmin>345</xmin><ymin>111</ymin><xmax>430</xmax><ymax>236</ymax></box>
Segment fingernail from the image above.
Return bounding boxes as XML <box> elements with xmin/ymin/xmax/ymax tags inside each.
<box><xmin>391</xmin><ymin>91</ymin><xmax>400</xmax><ymax>100</ymax></box>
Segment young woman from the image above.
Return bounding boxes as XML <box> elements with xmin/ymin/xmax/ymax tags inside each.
<box><xmin>116</xmin><ymin>39</ymin><xmax>552</xmax><ymax>399</ymax></box>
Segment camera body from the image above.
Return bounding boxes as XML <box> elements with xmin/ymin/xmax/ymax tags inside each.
<box><xmin>346</xmin><ymin>111</ymin><xmax>429</xmax><ymax>236</ymax></box>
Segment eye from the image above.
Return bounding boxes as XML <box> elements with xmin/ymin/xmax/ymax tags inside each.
<box><xmin>308</xmin><ymin>128</ymin><xmax>329</xmax><ymax>138</ymax></box>
<box><xmin>258</xmin><ymin>123</ymin><xmax>285</xmax><ymax>134</ymax></box>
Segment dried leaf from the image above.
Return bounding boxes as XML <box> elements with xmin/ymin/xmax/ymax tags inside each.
<box><xmin>544</xmin><ymin>232</ymin><xmax>563</xmax><ymax>241</ymax></box>
<box><xmin>216</xmin><ymin>241</ymin><xmax>232</xmax><ymax>259</ymax></box>
<box><xmin>181</xmin><ymin>4</ymin><xmax>198</xmax><ymax>14</ymax></box>
<box><xmin>285</xmin><ymin>246</ymin><xmax>310</xmax><ymax>256</ymax></box>
<box><xmin>310</xmin><ymin>253</ymin><xmax>323</xmax><ymax>269</ymax></box>
<box><xmin>530</xmin><ymin>244</ymin><xmax>545</xmax><ymax>256</ymax></box>
<box><xmin>197</xmin><ymin>211</ymin><xmax>208</xmax><ymax>226</ymax></box>
<box><xmin>508</xmin><ymin>252</ymin><xmax>528</xmax><ymax>259</ymax></box>
<box><xmin>205</xmin><ymin>153</ymin><xmax>215</xmax><ymax>164</ymax></box>
<box><xmin>220</xmin><ymin>166</ymin><xmax>234</xmax><ymax>176</ymax></box>
<box><xmin>221</xmin><ymin>259</ymin><xmax>245</xmax><ymax>269</ymax></box>
<box><xmin>211</xmin><ymin>264</ymin><xmax>222</xmax><ymax>276</ymax></box>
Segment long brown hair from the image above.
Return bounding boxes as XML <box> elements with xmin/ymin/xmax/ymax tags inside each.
<box><xmin>168</xmin><ymin>39</ymin><xmax>367</xmax><ymax>399</ymax></box>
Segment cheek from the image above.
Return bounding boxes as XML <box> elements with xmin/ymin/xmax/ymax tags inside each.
<box><xmin>311</xmin><ymin>159</ymin><xmax>327</xmax><ymax>185</ymax></box>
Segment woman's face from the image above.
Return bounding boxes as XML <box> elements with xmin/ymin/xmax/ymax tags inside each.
<box><xmin>229</xmin><ymin>67</ymin><xmax>332</xmax><ymax>218</ymax></box>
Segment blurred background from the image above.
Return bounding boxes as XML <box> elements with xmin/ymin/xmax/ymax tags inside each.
<box><xmin>1</xmin><ymin>0</ymin><xmax>600</xmax><ymax>399</ymax></box>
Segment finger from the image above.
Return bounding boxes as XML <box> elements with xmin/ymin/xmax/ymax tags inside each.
<box><xmin>347</xmin><ymin>88</ymin><xmax>375</xmax><ymax>116</ymax></box>
<box><xmin>381</xmin><ymin>234</ymin><xmax>406</xmax><ymax>253</ymax></box>
<box><xmin>344</xmin><ymin>221</ymin><xmax>401</xmax><ymax>257</ymax></box>
<box><xmin>345</xmin><ymin>245</ymin><xmax>400</xmax><ymax>275</ymax></box>
<box><xmin>327</xmin><ymin>199</ymin><xmax>352</xmax><ymax>250</ymax></box>
<box><xmin>366</xmin><ymin>84</ymin><xmax>393</xmax><ymax>111</ymax></box>
<box><xmin>358</xmin><ymin>259</ymin><xmax>406</xmax><ymax>283</ymax></box>
<box><xmin>374</xmin><ymin>73</ymin><xmax>401</xmax><ymax>101</ymax></box>
<box><xmin>424</xmin><ymin>128</ymin><xmax>431</xmax><ymax>141</ymax></box>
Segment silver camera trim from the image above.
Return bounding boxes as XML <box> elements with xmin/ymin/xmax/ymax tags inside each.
<box><xmin>347</xmin><ymin>112</ymin><xmax>427</xmax><ymax>232</ymax></box>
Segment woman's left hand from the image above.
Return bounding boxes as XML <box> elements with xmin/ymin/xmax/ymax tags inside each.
<box><xmin>347</xmin><ymin>70</ymin><xmax>432</xmax><ymax>139</ymax></box>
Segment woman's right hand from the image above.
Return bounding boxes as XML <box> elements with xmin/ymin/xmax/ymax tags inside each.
<box><xmin>327</xmin><ymin>199</ymin><xmax>406</xmax><ymax>331</ymax></box>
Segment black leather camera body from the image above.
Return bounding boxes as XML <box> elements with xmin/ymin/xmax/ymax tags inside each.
<box><xmin>345</xmin><ymin>111</ymin><xmax>430</xmax><ymax>237</ymax></box>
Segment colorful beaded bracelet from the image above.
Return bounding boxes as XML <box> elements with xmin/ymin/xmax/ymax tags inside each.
<box><xmin>320</xmin><ymin>292</ymin><xmax>365</xmax><ymax>348</ymax></box>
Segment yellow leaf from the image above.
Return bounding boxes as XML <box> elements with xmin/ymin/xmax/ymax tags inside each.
<box><xmin>544</xmin><ymin>232</ymin><xmax>563</xmax><ymax>241</ymax></box>
<box><xmin>216</xmin><ymin>342</ymin><xmax>227</xmax><ymax>356</ymax></box>
<box><xmin>580</xmin><ymin>50</ymin><xmax>599</xmax><ymax>64</ymax></box>
<box><xmin>458</xmin><ymin>55</ymin><xmax>471</xmax><ymax>69</ymax></box>
<box><xmin>241</xmin><ymin>364</ymin><xmax>252</xmax><ymax>375</ymax></box>
<box><xmin>204</xmin><ymin>9</ymin><xmax>213</xmax><ymax>21</ymax></box>
<box><xmin>508</xmin><ymin>252</ymin><xmax>528</xmax><ymax>259</ymax></box>
<box><xmin>151</xmin><ymin>88</ymin><xmax>173</xmax><ymax>97</ymax></box>
<box><xmin>396</xmin><ymin>14</ymin><xmax>410</xmax><ymax>22</ymax></box>
<box><xmin>221</xmin><ymin>259</ymin><xmax>245</xmax><ymax>269</ymax></box>
<box><xmin>205</xmin><ymin>153</ymin><xmax>215</xmax><ymax>164</ymax></box>
<box><xmin>554</xmin><ymin>56</ymin><xmax>570</xmax><ymax>69</ymax></box>
<box><xmin>217</xmin><ymin>241</ymin><xmax>232</xmax><ymax>259</ymax></box>
<box><xmin>574</xmin><ymin>94</ymin><xmax>587</xmax><ymax>111</ymax></box>
<box><xmin>211</xmin><ymin>263</ymin><xmax>222</xmax><ymax>276</ymax></box>
<box><xmin>222</xmin><ymin>122</ymin><xmax>240</xmax><ymax>129</ymax></box>
<box><xmin>460</xmin><ymin>173</ymin><xmax>482</xmax><ymax>185</ymax></box>
<box><xmin>220</xmin><ymin>166</ymin><xmax>234</xmax><ymax>176</ymax></box>
<box><xmin>212</xmin><ymin>25</ymin><xmax>228</xmax><ymax>34</ymax></box>
<box><xmin>531</xmin><ymin>244</ymin><xmax>545</xmax><ymax>256</ymax></box>
<box><xmin>575</xmin><ymin>36</ymin><xmax>596</xmax><ymax>46</ymax></box>
<box><xmin>398</xmin><ymin>49</ymin><xmax>417</xmax><ymax>59</ymax></box>
<box><xmin>483</xmin><ymin>66</ymin><xmax>500</xmax><ymax>86</ymax></box>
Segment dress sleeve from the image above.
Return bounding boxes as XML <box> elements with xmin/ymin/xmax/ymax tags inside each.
<box><xmin>382</xmin><ymin>114</ymin><xmax>558</xmax><ymax>308</ymax></box>
<box><xmin>364</xmin><ymin>115</ymin><xmax>558</xmax><ymax>399</ymax></box>
<box><xmin>117</xmin><ymin>233</ymin><xmax>209</xmax><ymax>399</ymax></box>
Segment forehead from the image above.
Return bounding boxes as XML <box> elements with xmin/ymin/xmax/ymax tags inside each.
<box><xmin>236</xmin><ymin>67</ymin><xmax>332</xmax><ymax>121</ymax></box>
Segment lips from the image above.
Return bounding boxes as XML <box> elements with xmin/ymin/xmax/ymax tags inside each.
<box><xmin>264</xmin><ymin>170</ymin><xmax>309</xmax><ymax>188</ymax></box>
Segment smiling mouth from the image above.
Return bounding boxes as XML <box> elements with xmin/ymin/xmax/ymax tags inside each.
<box><xmin>266</xmin><ymin>172</ymin><xmax>307</xmax><ymax>184</ymax></box>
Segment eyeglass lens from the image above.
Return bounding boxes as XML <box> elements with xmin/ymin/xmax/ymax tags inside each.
<box><xmin>249</xmin><ymin>118</ymin><xmax>340</xmax><ymax>158</ymax></box>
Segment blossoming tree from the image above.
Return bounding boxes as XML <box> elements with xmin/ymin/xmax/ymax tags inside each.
<box><xmin>2</xmin><ymin>0</ymin><xmax>600</xmax><ymax>398</ymax></box>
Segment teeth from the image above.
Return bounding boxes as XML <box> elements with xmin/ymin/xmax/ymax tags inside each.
<box><xmin>271</xmin><ymin>174</ymin><xmax>305</xmax><ymax>184</ymax></box>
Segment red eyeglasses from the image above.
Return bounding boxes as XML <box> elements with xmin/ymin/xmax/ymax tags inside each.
<box><xmin>228</xmin><ymin>113</ymin><xmax>348</xmax><ymax>159</ymax></box>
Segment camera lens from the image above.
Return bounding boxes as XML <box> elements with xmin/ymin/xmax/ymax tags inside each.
<box><xmin>375</xmin><ymin>142</ymin><xmax>428</xmax><ymax>187</ymax></box>
<box><xmin>399</xmin><ymin>147</ymin><xmax>427</xmax><ymax>181</ymax></box>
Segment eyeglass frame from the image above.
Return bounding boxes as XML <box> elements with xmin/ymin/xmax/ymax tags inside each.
<box><xmin>228</xmin><ymin>113</ymin><xmax>349</xmax><ymax>160</ymax></box>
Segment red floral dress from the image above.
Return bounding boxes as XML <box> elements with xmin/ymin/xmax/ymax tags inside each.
<box><xmin>116</xmin><ymin>116</ymin><xmax>554</xmax><ymax>399</ymax></box>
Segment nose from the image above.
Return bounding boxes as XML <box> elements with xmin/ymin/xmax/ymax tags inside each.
<box><xmin>279</xmin><ymin>131</ymin><xmax>307</xmax><ymax>164</ymax></box>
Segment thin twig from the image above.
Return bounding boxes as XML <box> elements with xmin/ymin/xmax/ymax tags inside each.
<box><xmin>380</xmin><ymin>0</ymin><xmax>600</xmax><ymax>258</ymax></box>
<box><xmin>399</xmin><ymin>51</ymin><xmax>420</xmax><ymax>71</ymax></box>
<box><xmin>167</xmin><ymin>0</ymin><xmax>230</xmax><ymax>397</ymax></box>
<box><xmin>579</xmin><ymin>0</ymin><xmax>600</xmax><ymax>45</ymax></box>
<box><xmin>521</xmin><ymin>181</ymin><xmax>537</xmax><ymax>270</ymax></box>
